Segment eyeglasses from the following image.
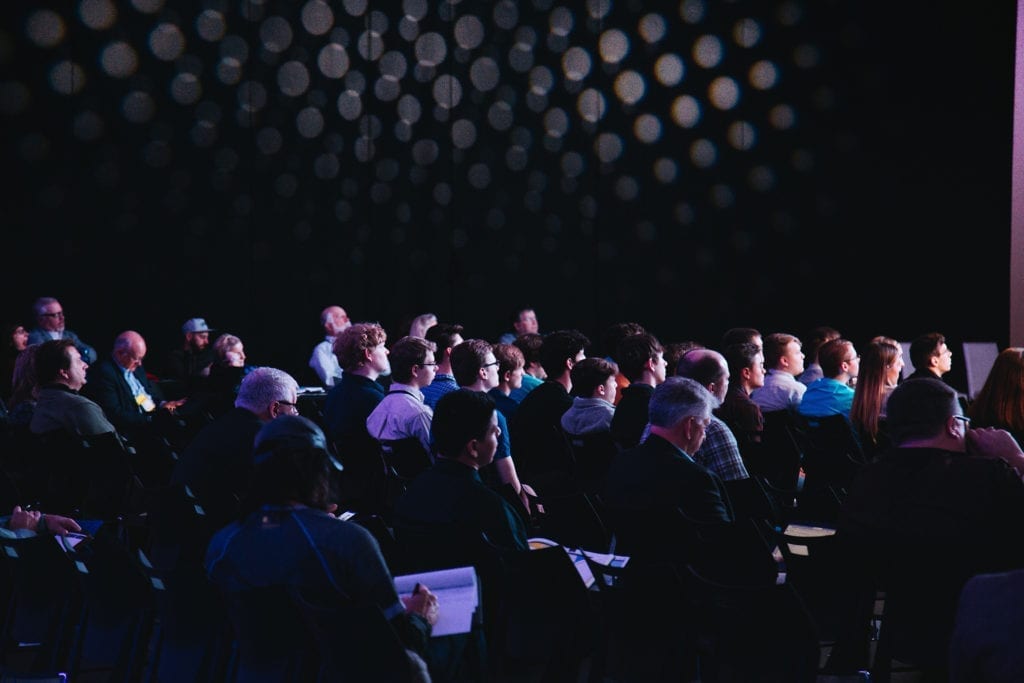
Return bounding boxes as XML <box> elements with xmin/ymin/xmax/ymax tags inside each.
<box><xmin>276</xmin><ymin>400</ymin><xmax>299</xmax><ymax>413</ymax></box>
<box><xmin>843</xmin><ymin>355</ymin><xmax>860</xmax><ymax>362</ymax></box>
<box><xmin>483</xmin><ymin>361</ymin><xmax>500</xmax><ymax>368</ymax></box>
<box><xmin>953</xmin><ymin>415</ymin><xmax>971</xmax><ymax>427</ymax></box>
<box><xmin>417</xmin><ymin>362</ymin><xmax>438</xmax><ymax>367</ymax></box>
<box><xmin>40</xmin><ymin>311</ymin><xmax>64</xmax><ymax>318</ymax></box>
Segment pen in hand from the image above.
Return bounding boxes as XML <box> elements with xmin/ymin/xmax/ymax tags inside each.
<box><xmin>413</xmin><ymin>582</ymin><xmax>422</xmax><ymax>596</ymax></box>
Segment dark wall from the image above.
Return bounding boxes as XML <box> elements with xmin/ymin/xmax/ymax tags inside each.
<box><xmin>1</xmin><ymin>0</ymin><xmax>1014</xmax><ymax>391</ymax></box>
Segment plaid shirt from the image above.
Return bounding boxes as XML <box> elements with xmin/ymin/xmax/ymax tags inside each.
<box><xmin>693</xmin><ymin>415</ymin><xmax>749</xmax><ymax>481</ymax></box>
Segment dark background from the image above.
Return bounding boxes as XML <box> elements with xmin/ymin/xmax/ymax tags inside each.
<box><xmin>1</xmin><ymin>0</ymin><xmax>1015</xmax><ymax>392</ymax></box>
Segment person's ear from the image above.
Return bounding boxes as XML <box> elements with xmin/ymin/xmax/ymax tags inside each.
<box><xmin>502</xmin><ymin>370</ymin><xmax>511</xmax><ymax>383</ymax></box>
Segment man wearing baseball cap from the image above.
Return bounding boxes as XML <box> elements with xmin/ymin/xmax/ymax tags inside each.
<box><xmin>165</xmin><ymin>317</ymin><xmax>216</xmax><ymax>394</ymax></box>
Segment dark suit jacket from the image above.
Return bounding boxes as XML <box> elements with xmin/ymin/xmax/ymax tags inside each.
<box><xmin>602</xmin><ymin>434</ymin><xmax>734</xmax><ymax>524</ymax></box>
<box><xmin>610</xmin><ymin>382</ymin><xmax>654</xmax><ymax>449</ymax></box>
<box><xmin>84</xmin><ymin>356</ymin><xmax>165</xmax><ymax>433</ymax></box>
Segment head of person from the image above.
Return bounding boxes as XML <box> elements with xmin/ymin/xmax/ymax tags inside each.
<box><xmin>214</xmin><ymin>334</ymin><xmax>246</xmax><ymax>367</ymax></box>
<box><xmin>869</xmin><ymin>337</ymin><xmax>904</xmax><ymax>386</ymax></box>
<box><xmin>599</xmin><ymin>321</ymin><xmax>646</xmax><ymax>361</ymax></box>
<box><xmin>424</xmin><ymin>322</ymin><xmax>465</xmax><ymax>368</ymax></box>
<box><xmin>408</xmin><ymin>313</ymin><xmax>438</xmax><ymax>338</ymax></box>
<box><xmin>431</xmin><ymin>389</ymin><xmax>500</xmax><ymax>468</ymax></box>
<box><xmin>33</xmin><ymin>297</ymin><xmax>66</xmax><ymax>333</ymax></box>
<box><xmin>10</xmin><ymin>343</ymin><xmax>41</xmax><ymax>406</ymax></box>
<box><xmin>7</xmin><ymin>324</ymin><xmax>28</xmax><ymax>352</ymax></box>
<box><xmin>181</xmin><ymin>318</ymin><xmax>213</xmax><ymax>352</ymax></box>
<box><xmin>663</xmin><ymin>341</ymin><xmax>705</xmax><ymax>376</ymax></box>
<box><xmin>819</xmin><ymin>338</ymin><xmax>859</xmax><ymax>381</ymax></box>
<box><xmin>493</xmin><ymin>343</ymin><xmax>525</xmax><ymax>390</ymax></box>
<box><xmin>616</xmin><ymin>332</ymin><xmax>667</xmax><ymax>384</ymax></box>
<box><xmin>886</xmin><ymin>378</ymin><xmax>968</xmax><ymax>449</ymax></box>
<box><xmin>234</xmin><ymin>366</ymin><xmax>300</xmax><ymax>420</ymax></box>
<box><xmin>721</xmin><ymin>327</ymin><xmax>762</xmax><ymax>351</ymax></box>
<box><xmin>113</xmin><ymin>331</ymin><xmax>147</xmax><ymax>373</ymax></box>
<box><xmin>388</xmin><ymin>336</ymin><xmax>437</xmax><ymax>387</ymax></box>
<box><xmin>722</xmin><ymin>342</ymin><xmax>766</xmax><ymax>392</ymax></box>
<box><xmin>513</xmin><ymin>332</ymin><xmax>545</xmax><ymax>378</ymax></box>
<box><xmin>968</xmin><ymin>347</ymin><xmax>1024</xmax><ymax>433</ymax></box>
<box><xmin>763</xmin><ymin>333</ymin><xmax>805</xmax><ymax>376</ymax></box>
<box><xmin>648</xmin><ymin>376</ymin><xmax>721</xmax><ymax>455</ymax></box>
<box><xmin>319</xmin><ymin>306</ymin><xmax>351</xmax><ymax>337</ymax></box>
<box><xmin>803</xmin><ymin>326</ymin><xmax>841</xmax><ymax>364</ymax></box>
<box><xmin>570</xmin><ymin>357</ymin><xmax>619</xmax><ymax>402</ymax></box>
<box><xmin>676</xmin><ymin>347</ymin><xmax>730</xmax><ymax>402</ymax></box>
<box><xmin>244</xmin><ymin>415</ymin><xmax>342</xmax><ymax>515</ymax></box>
<box><xmin>333</xmin><ymin>323</ymin><xmax>389</xmax><ymax>375</ymax></box>
<box><xmin>35</xmin><ymin>339</ymin><xmax>87</xmax><ymax>390</ymax></box>
<box><xmin>539</xmin><ymin>329</ymin><xmax>590</xmax><ymax>380</ymax></box>
<box><xmin>511</xmin><ymin>307</ymin><xmax>539</xmax><ymax>336</ymax></box>
<box><xmin>451</xmin><ymin>339</ymin><xmax>498</xmax><ymax>389</ymax></box>
<box><xmin>850</xmin><ymin>340</ymin><xmax>903</xmax><ymax>441</ymax></box>
<box><xmin>910</xmin><ymin>332</ymin><xmax>953</xmax><ymax>377</ymax></box>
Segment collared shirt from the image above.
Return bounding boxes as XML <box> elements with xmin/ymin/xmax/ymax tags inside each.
<box><xmin>309</xmin><ymin>336</ymin><xmax>343</xmax><ymax>388</ymax></box>
<box><xmin>693</xmin><ymin>415</ymin><xmax>749</xmax><ymax>481</ymax></box>
<box><xmin>366</xmin><ymin>383</ymin><xmax>434</xmax><ymax>455</ymax></box>
<box><xmin>798</xmin><ymin>377</ymin><xmax>855</xmax><ymax>419</ymax></box>
<box><xmin>121</xmin><ymin>363</ymin><xmax>155</xmax><ymax>412</ymax></box>
<box><xmin>421</xmin><ymin>373</ymin><xmax>459</xmax><ymax>410</ymax></box>
<box><xmin>751</xmin><ymin>370</ymin><xmax>807</xmax><ymax>413</ymax></box>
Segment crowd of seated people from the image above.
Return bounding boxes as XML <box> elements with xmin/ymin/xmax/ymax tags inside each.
<box><xmin>5</xmin><ymin>297</ymin><xmax>1024</xmax><ymax>681</ymax></box>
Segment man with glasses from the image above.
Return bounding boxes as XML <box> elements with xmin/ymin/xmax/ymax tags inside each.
<box><xmin>366</xmin><ymin>336</ymin><xmax>437</xmax><ymax>459</ymax></box>
<box><xmin>27</xmin><ymin>296</ymin><xmax>97</xmax><ymax>364</ymax></box>
<box><xmin>835</xmin><ymin>378</ymin><xmax>1024</xmax><ymax>675</ymax></box>
<box><xmin>798</xmin><ymin>338</ymin><xmax>860</xmax><ymax>421</ymax></box>
<box><xmin>170</xmin><ymin>366</ymin><xmax>300</xmax><ymax>530</ymax></box>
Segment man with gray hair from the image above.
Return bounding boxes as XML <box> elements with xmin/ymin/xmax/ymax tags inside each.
<box><xmin>27</xmin><ymin>296</ymin><xmax>97</xmax><ymax>364</ymax></box>
<box><xmin>603</xmin><ymin>376</ymin><xmax>733</xmax><ymax>524</ymax></box>
<box><xmin>170</xmin><ymin>366</ymin><xmax>300</xmax><ymax>530</ymax></box>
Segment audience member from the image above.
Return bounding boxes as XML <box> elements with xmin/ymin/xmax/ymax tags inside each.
<box><xmin>603</xmin><ymin>376</ymin><xmax>733</xmax><ymax>523</ymax></box>
<box><xmin>968</xmin><ymin>347</ymin><xmax>1024</xmax><ymax>447</ymax></box>
<box><xmin>26</xmin><ymin>297</ymin><xmax>97</xmax><ymax>364</ymax></box>
<box><xmin>561</xmin><ymin>357</ymin><xmax>618</xmax><ymax>436</ymax></box>
<box><xmin>2</xmin><ymin>323</ymin><xmax>29</xmax><ymax>403</ymax></box>
<box><xmin>408</xmin><ymin>313</ymin><xmax>438</xmax><ymax>339</ymax></box>
<box><xmin>797</xmin><ymin>325</ymin><xmax>841</xmax><ymax>386</ymax></box>
<box><xmin>676</xmin><ymin>348</ymin><xmax>750</xmax><ymax>481</ymax></box>
<box><xmin>663</xmin><ymin>340</ymin><xmax>705</xmax><ymax>377</ymax></box>
<box><xmin>84</xmin><ymin>330</ymin><xmax>187</xmax><ymax>438</ymax></box>
<box><xmin>421</xmin><ymin>323</ymin><xmax>464</xmax><ymax>410</ymax></box>
<box><xmin>751</xmin><ymin>332</ymin><xmax>806</xmax><ymax>413</ymax></box>
<box><xmin>165</xmin><ymin>318</ymin><xmax>216</xmax><ymax>393</ymax></box>
<box><xmin>2</xmin><ymin>505</ymin><xmax>82</xmax><ymax>539</ymax></box>
<box><xmin>451</xmin><ymin>339</ymin><xmax>531</xmax><ymax>510</ymax></box>
<box><xmin>393</xmin><ymin>389</ymin><xmax>528</xmax><ymax>552</ymax></box>
<box><xmin>498</xmin><ymin>306</ymin><xmax>539</xmax><ymax>345</ymax></box>
<box><xmin>839</xmin><ymin>378</ymin><xmax>1024</xmax><ymax>675</ymax></box>
<box><xmin>205</xmin><ymin>415</ymin><xmax>438</xmax><ymax>665</ymax></box>
<box><xmin>610</xmin><ymin>332</ymin><xmax>667</xmax><ymax>449</ymax></box>
<box><xmin>171</xmin><ymin>366</ymin><xmax>300</xmax><ymax>529</ymax></box>
<box><xmin>366</xmin><ymin>336</ymin><xmax>437</xmax><ymax>458</ymax></box>
<box><xmin>488</xmin><ymin>342</ymin><xmax>525</xmax><ymax>420</ymax></box>
<box><xmin>30</xmin><ymin>339</ymin><xmax>115</xmax><ymax>436</ymax></box>
<box><xmin>598</xmin><ymin>321</ymin><xmax>647</xmax><ymax>406</ymax></box>
<box><xmin>716</xmin><ymin>342</ymin><xmax>766</xmax><ymax>446</ymax></box>
<box><xmin>906</xmin><ymin>331</ymin><xmax>954</xmax><ymax>384</ymax></box>
<box><xmin>508</xmin><ymin>332</ymin><xmax>546</xmax><ymax>402</ymax></box>
<box><xmin>798</xmin><ymin>338</ymin><xmax>859</xmax><ymax>420</ymax></box>
<box><xmin>321</xmin><ymin>323</ymin><xmax>389</xmax><ymax>456</ymax></box>
<box><xmin>6</xmin><ymin>344</ymin><xmax>40</xmax><ymax>427</ymax></box>
<box><xmin>309</xmin><ymin>306</ymin><xmax>350</xmax><ymax>388</ymax></box>
<box><xmin>850</xmin><ymin>339</ymin><xmax>903</xmax><ymax>456</ymax></box>
<box><xmin>201</xmin><ymin>333</ymin><xmax>252</xmax><ymax>418</ymax></box>
<box><xmin>721</xmin><ymin>327</ymin><xmax>762</xmax><ymax>351</ymax></box>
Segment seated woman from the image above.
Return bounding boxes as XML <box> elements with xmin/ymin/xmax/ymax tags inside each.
<box><xmin>193</xmin><ymin>333</ymin><xmax>253</xmax><ymax>418</ymax></box>
<box><xmin>968</xmin><ymin>347</ymin><xmax>1024</xmax><ymax>448</ymax></box>
<box><xmin>850</xmin><ymin>339</ymin><xmax>903</xmax><ymax>458</ymax></box>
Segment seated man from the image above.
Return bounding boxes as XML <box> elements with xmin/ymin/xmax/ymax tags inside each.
<box><xmin>393</xmin><ymin>389</ymin><xmax>528</xmax><ymax>553</ymax></box>
<box><xmin>838</xmin><ymin>378</ymin><xmax>1024</xmax><ymax>674</ymax></box>
<box><xmin>27</xmin><ymin>296</ymin><xmax>97</xmax><ymax>364</ymax></box>
<box><xmin>751</xmin><ymin>332</ymin><xmax>806</xmax><ymax>413</ymax></box>
<box><xmin>798</xmin><ymin>338</ymin><xmax>859</xmax><ymax>420</ymax></box>
<box><xmin>84</xmin><ymin>330</ymin><xmax>187</xmax><ymax>439</ymax></box>
<box><xmin>906</xmin><ymin>331</ymin><xmax>955</xmax><ymax>384</ymax></box>
<box><xmin>322</xmin><ymin>323</ymin><xmax>390</xmax><ymax>453</ymax></box>
<box><xmin>309</xmin><ymin>305</ymin><xmax>350</xmax><ymax>388</ymax></box>
<box><xmin>205</xmin><ymin>415</ymin><xmax>439</xmax><ymax>667</ymax></box>
<box><xmin>420</xmin><ymin>323</ymin><xmax>464</xmax><ymax>410</ymax></box>
<box><xmin>30</xmin><ymin>339</ymin><xmax>116</xmax><ymax>436</ymax></box>
<box><xmin>603</xmin><ymin>376</ymin><xmax>733</xmax><ymax>524</ymax></box>
<box><xmin>561</xmin><ymin>357</ymin><xmax>618</xmax><ymax>436</ymax></box>
<box><xmin>164</xmin><ymin>318</ymin><xmax>216</xmax><ymax>394</ymax></box>
<box><xmin>488</xmin><ymin>343</ymin><xmax>525</xmax><ymax>421</ymax></box>
<box><xmin>498</xmin><ymin>306</ymin><xmax>539</xmax><ymax>345</ymax></box>
<box><xmin>715</xmin><ymin>342</ymin><xmax>765</xmax><ymax>446</ymax></box>
<box><xmin>508</xmin><ymin>332</ymin><xmax>546</xmax><ymax>403</ymax></box>
<box><xmin>366</xmin><ymin>336</ymin><xmax>437</xmax><ymax>460</ymax></box>
<box><xmin>610</xmin><ymin>332</ymin><xmax>668</xmax><ymax>449</ymax></box>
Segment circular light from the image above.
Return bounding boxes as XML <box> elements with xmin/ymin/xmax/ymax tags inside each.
<box><xmin>633</xmin><ymin>114</ymin><xmax>661</xmax><ymax>143</ymax></box>
<box><xmin>549</xmin><ymin>7</ymin><xmax>573</xmax><ymax>37</ymax></box>
<box><xmin>260</xmin><ymin>17</ymin><xmax>293</xmax><ymax>53</ymax></box>
<box><xmin>452</xmin><ymin>118</ymin><xmax>477</xmax><ymax>149</ymax></box>
<box><xmin>379</xmin><ymin>51</ymin><xmax>408</xmax><ymax>80</ymax></box>
<box><xmin>79</xmin><ymin>0</ymin><xmax>117</xmax><ymax>30</ymax></box>
<box><xmin>679</xmin><ymin>0</ymin><xmax>706</xmax><ymax>24</ymax></box>
<box><xmin>653</xmin><ymin>158</ymin><xmax>678</xmax><ymax>183</ymax></box>
<box><xmin>769</xmin><ymin>104</ymin><xmax>795</xmax><ymax>129</ymax></box>
<box><xmin>357</xmin><ymin>30</ymin><xmax>385</xmax><ymax>61</ymax></box>
<box><xmin>415</xmin><ymin>32</ymin><xmax>447</xmax><ymax>67</ymax></box>
<box><xmin>343</xmin><ymin>0</ymin><xmax>368</xmax><ymax>16</ymax></box>
<box><xmin>693</xmin><ymin>35</ymin><xmax>722</xmax><ymax>68</ymax></box>
<box><xmin>374</xmin><ymin>78</ymin><xmax>401</xmax><ymax>101</ymax></box>
<box><xmin>455</xmin><ymin>15</ymin><xmax>485</xmax><ymax>49</ymax></box>
<box><xmin>432</xmin><ymin>74</ymin><xmax>462</xmax><ymax>109</ymax></box>
<box><xmin>708</xmin><ymin>76</ymin><xmax>740</xmax><ymax>110</ymax></box>
<box><xmin>733</xmin><ymin>18</ymin><xmax>761</xmax><ymax>47</ymax></box>
<box><xmin>170</xmin><ymin>72</ymin><xmax>201</xmax><ymax>105</ymax></box>
<box><xmin>598</xmin><ymin>29</ymin><xmax>630</xmax><ymax>63</ymax></box>
<box><xmin>727</xmin><ymin>121</ymin><xmax>756</xmax><ymax>150</ymax></box>
<box><xmin>100</xmin><ymin>42</ymin><xmax>138</xmax><ymax>78</ymax></box>
<box><xmin>671</xmin><ymin>94</ymin><xmax>701</xmax><ymax>128</ymax></box>
<box><xmin>577</xmin><ymin>88</ymin><xmax>606</xmax><ymax>123</ymax></box>
<box><xmin>122</xmin><ymin>91</ymin><xmax>155</xmax><ymax>123</ymax></box>
<box><xmin>278</xmin><ymin>61</ymin><xmax>310</xmax><ymax>97</ymax></box>
<box><xmin>470</xmin><ymin>56</ymin><xmax>500</xmax><ymax>91</ymax></box>
<box><xmin>749</xmin><ymin>60</ymin><xmax>778</xmax><ymax>89</ymax></box>
<box><xmin>403</xmin><ymin>0</ymin><xmax>428</xmax><ymax>21</ymax></box>
<box><xmin>337</xmin><ymin>90</ymin><xmax>362</xmax><ymax>120</ymax></box>
<box><xmin>468</xmin><ymin>163</ymin><xmax>491</xmax><ymax>189</ymax></box>
<box><xmin>301</xmin><ymin>0</ymin><xmax>334</xmax><ymax>36</ymax></box>
<box><xmin>397</xmin><ymin>94</ymin><xmax>422</xmax><ymax>123</ymax></box>
<box><xmin>561</xmin><ymin>151</ymin><xmax>584</xmax><ymax>178</ymax></box>
<box><xmin>493</xmin><ymin>1</ymin><xmax>519</xmax><ymax>30</ymax></box>
<box><xmin>615</xmin><ymin>177</ymin><xmax>639</xmax><ymax>201</ymax></box>
<box><xmin>587</xmin><ymin>0</ymin><xmax>612</xmax><ymax>20</ymax></box>
<box><xmin>690</xmin><ymin>139</ymin><xmax>717</xmax><ymax>168</ymax></box>
<box><xmin>544</xmin><ymin>108</ymin><xmax>569</xmax><ymax>138</ymax></box>
<box><xmin>196</xmin><ymin>10</ymin><xmax>225</xmax><ymax>41</ymax></box>
<box><xmin>561</xmin><ymin>47</ymin><xmax>591</xmax><ymax>81</ymax></box>
<box><xmin>297</xmin><ymin>107</ymin><xmax>324</xmax><ymax>138</ymax></box>
<box><xmin>26</xmin><ymin>10</ymin><xmax>65</xmax><ymax>48</ymax></box>
<box><xmin>217</xmin><ymin>57</ymin><xmax>243</xmax><ymax>85</ymax></box>
<box><xmin>412</xmin><ymin>139</ymin><xmax>439</xmax><ymax>165</ymax></box>
<box><xmin>318</xmin><ymin>43</ymin><xmax>350</xmax><ymax>78</ymax></box>
<box><xmin>654</xmin><ymin>54</ymin><xmax>684</xmax><ymax>86</ymax></box>
<box><xmin>238</xmin><ymin>81</ymin><xmax>268</xmax><ymax>112</ymax></box>
<box><xmin>49</xmin><ymin>60</ymin><xmax>86</xmax><ymax>95</ymax></box>
<box><xmin>529</xmin><ymin>66</ymin><xmax>554</xmax><ymax>95</ymax></box>
<box><xmin>613</xmin><ymin>71</ymin><xmax>645</xmax><ymax>105</ymax></box>
<box><xmin>149</xmin><ymin>23</ymin><xmax>186</xmax><ymax>61</ymax></box>
<box><xmin>638</xmin><ymin>14</ymin><xmax>666</xmax><ymax>43</ymax></box>
<box><xmin>595</xmin><ymin>133</ymin><xmax>623</xmax><ymax>163</ymax></box>
<box><xmin>487</xmin><ymin>101</ymin><xmax>513</xmax><ymax>130</ymax></box>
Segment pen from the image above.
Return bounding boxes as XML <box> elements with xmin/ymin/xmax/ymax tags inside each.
<box><xmin>413</xmin><ymin>582</ymin><xmax>422</xmax><ymax>596</ymax></box>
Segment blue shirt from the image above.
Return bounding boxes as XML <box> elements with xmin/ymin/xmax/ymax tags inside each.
<box><xmin>421</xmin><ymin>374</ymin><xmax>459</xmax><ymax>410</ymax></box>
<box><xmin>798</xmin><ymin>378</ymin><xmax>855</xmax><ymax>419</ymax></box>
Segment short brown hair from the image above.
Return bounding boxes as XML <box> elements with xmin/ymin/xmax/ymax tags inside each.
<box><xmin>493</xmin><ymin>343</ymin><xmax>525</xmax><ymax>377</ymax></box>
<box><xmin>333</xmin><ymin>323</ymin><xmax>387</xmax><ymax>371</ymax></box>
<box><xmin>389</xmin><ymin>336</ymin><xmax>437</xmax><ymax>383</ymax></box>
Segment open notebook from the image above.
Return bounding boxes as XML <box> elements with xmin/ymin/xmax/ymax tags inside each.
<box><xmin>394</xmin><ymin>565</ymin><xmax>479</xmax><ymax>637</ymax></box>
<box><xmin>528</xmin><ymin>537</ymin><xmax>629</xmax><ymax>589</ymax></box>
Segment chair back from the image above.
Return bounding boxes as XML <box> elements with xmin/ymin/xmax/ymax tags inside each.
<box><xmin>962</xmin><ymin>341</ymin><xmax>1000</xmax><ymax>400</ymax></box>
<box><xmin>564</xmin><ymin>431</ymin><xmax>619</xmax><ymax>494</ymax></box>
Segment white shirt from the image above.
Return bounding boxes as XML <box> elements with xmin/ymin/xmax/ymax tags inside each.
<box><xmin>751</xmin><ymin>370</ymin><xmax>806</xmax><ymax>413</ymax></box>
<box><xmin>309</xmin><ymin>336</ymin><xmax>343</xmax><ymax>387</ymax></box>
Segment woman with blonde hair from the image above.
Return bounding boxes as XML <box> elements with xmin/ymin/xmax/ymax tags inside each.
<box><xmin>968</xmin><ymin>347</ymin><xmax>1024</xmax><ymax>447</ymax></box>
